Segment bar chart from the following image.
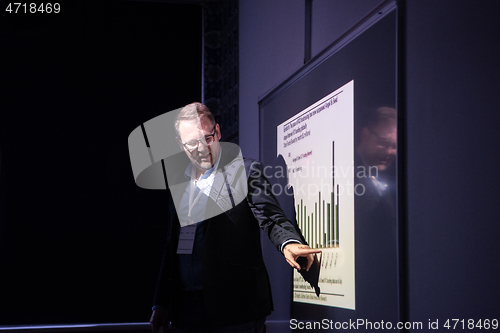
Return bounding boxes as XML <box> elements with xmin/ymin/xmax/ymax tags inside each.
<box><xmin>296</xmin><ymin>185</ymin><xmax>340</xmax><ymax>249</ymax></box>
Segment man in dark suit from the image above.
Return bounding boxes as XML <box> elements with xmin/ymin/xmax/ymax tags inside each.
<box><xmin>150</xmin><ymin>103</ymin><xmax>319</xmax><ymax>333</ymax></box>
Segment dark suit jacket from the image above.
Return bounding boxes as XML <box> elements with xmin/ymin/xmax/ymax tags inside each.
<box><xmin>153</xmin><ymin>143</ymin><xmax>302</xmax><ymax>326</ymax></box>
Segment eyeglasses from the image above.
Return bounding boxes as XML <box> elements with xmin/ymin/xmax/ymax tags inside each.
<box><xmin>181</xmin><ymin>125</ymin><xmax>217</xmax><ymax>151</ymax></box>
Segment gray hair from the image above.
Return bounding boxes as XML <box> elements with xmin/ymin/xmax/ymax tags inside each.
<box><xmin>175</xmin><ymin>102</ymin><xmax>215</xmax><ymax>136</ymax></box>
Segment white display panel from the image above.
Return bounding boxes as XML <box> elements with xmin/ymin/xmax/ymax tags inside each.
<box><xmin>277</xmin><ymin>80</ymin><xmax>355</xmax><ymax>310</ymax></box>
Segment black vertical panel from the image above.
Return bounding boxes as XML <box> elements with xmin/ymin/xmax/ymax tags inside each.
<box><xmin>395</xmin><ymin>0</ymin><xmax>408</xmax><ymax>328</ymax></box>
<box><xmin>0</xmin><ymin>0</ymin><xmax>201</xmax><ymax>325</ymax></box>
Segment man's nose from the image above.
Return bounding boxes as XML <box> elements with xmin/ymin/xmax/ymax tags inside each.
<box><xmin>197</xmin><ymin>140</ymin><xmax>209</xmax><ymax>152</ymax></box>
<box><xmin>387</xmin><ymin>146</ymin><xmax>397</xmax><ymax>156</ymax></box>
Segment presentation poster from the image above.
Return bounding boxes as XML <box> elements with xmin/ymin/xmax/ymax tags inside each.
<box><xmin>277</xmin><ymin>80</ymin><xmax>355</xmax><ymax>309</ymax></box>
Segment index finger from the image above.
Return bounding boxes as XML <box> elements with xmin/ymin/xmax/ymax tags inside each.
<box><xmin>298</xmin><ymin>248</ymin><xmax>322</xmax><ymax>255</ymax></box>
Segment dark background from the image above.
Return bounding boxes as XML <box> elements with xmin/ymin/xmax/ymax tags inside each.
<box><xmin>0</xmin><ymin>0</ymin><xmax>201</xmax><ymax>325</ymax></box>
<box><xmin>404</xmin><ymin>0</ymin><xmax>500</xmax><ymax>325</ymax></box>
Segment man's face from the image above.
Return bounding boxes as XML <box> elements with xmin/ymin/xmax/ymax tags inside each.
<box><xmin>358</xmin><ymin>121</ymin><xmax>397</xmax><ymax>172</ymax></box>
<box><xmin>178</xmin><ymin>116</ymin><xmax>221</xmax><ymax>174</ymax></box>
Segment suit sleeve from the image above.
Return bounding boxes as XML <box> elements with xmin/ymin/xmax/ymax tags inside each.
<box><xmin>246</xmin><ymin>160</ymin><xmax>305</xmax><ymax>251</ymax></box>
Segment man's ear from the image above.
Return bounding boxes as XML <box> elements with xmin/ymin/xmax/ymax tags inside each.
<box><xmin>215</xmin><ymin>123</ymin><xmax>221</xmax><ymax>140</ymax></box>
